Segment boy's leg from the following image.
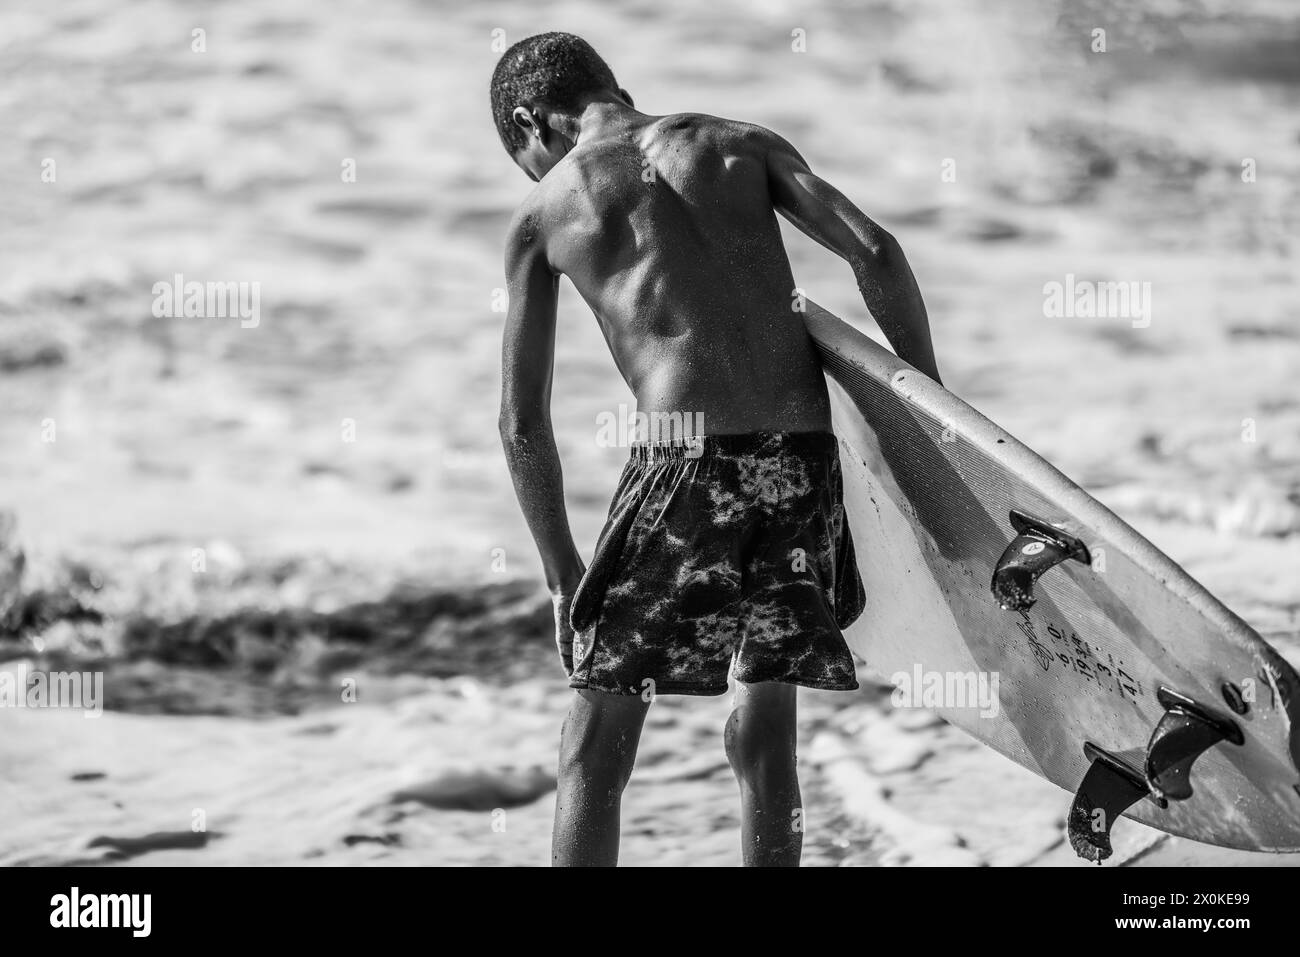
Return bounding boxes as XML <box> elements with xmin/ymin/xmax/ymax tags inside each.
<box><xmin>725</xmin><ymin>680</ymin><xmax>801</xmax><ymax>867</ymax></box>
<box><xmin>552</xmin><ymin>688</ymin><xmax>651</xmax><ymax>866</ymax></box>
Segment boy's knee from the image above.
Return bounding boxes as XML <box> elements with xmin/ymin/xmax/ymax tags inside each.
<box><xmin>558</xmin><ymin>733</ymin><xmax>633</xmax><ymax>790</ymax></box>
<box><xmin>723</xmin><ymin>710</ymin><xmax>746</xmax><ymax>771</ymax></box>
<box><xmin>557</xmin><ymin>695</ymin><xmax>644</xmax><ymax>791</ymax></box>
<box><xmin>724</xmin><ymin>707</ymin><xmax>795</xmax><ymax>781</ymax></box>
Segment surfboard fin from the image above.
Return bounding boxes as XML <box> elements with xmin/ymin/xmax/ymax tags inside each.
<box><xmin>1068</xmin><ymin>744</ymin><xmax>1157</xmax><ymax>864</ymax></box>
<box><xmin>1068</xmin><ymin>690</ymin><xmax>1243</xmax><ymax>862</ymax></box>
<box><xmin>991</xmin><ymin>510</ymin><xmax>1091</xmax><ymax>611</ymax></box>
<box><xmin>1144</xmin><ymin>687</ymin><xmax>1244</xmax><ymax>803</ymax></box>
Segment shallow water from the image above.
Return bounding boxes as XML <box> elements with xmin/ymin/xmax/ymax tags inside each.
<box><xmin>3</xmin><ymin>1</ymin><xmax>1297</xmax><ymax>579</ymax></box>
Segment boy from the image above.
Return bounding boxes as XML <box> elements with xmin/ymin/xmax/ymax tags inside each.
<box><xmin>492</xmin><ymin>32</ymin><xmax>940</xmax><ymax>866</ymax></box>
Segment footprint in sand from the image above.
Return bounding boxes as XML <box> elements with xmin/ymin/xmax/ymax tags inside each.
<box><xmin>87</xmin><ymin>830</ymin><xmax>216</xmax><ymax>861</ymax></box>
<box><xmin>388</xmin><ymin>766</ymin><xmax>556</xmax><ymax>813</ymax></box>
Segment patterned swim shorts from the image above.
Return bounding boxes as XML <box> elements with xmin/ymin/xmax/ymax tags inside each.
<box><xmin>568</xmin><ymin>431</ymin><xmax>865</xmax><ymax>696</ymax></box>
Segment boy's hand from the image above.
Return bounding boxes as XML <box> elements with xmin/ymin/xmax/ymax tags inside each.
<box><xmin>551</xmin><ymin>582</ymin><xmax>582</xmax><ymax>677</ymax></box>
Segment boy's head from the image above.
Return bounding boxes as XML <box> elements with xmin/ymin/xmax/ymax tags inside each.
<box><xmin>490</xmin><ymin>32</ymin><xmax>630</xmax><ymax>181</ymax></box>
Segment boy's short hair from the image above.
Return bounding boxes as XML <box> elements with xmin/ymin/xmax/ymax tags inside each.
<box><xmin>490</xmin><ymin>32</ymin><xmax>619</xmax><ymax>154</ymax></box>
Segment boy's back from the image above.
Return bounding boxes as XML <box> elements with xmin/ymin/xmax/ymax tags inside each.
<box><xmin>516</xmin><ymin>112</ymin><xmax>830</xmax><ymax>434</ymax></box>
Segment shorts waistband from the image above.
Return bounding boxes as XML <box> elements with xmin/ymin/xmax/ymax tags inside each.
<box><xmin>628</xmin><ymin>431</ymin><xmax>838</xmax><ymax>463</ymax></box>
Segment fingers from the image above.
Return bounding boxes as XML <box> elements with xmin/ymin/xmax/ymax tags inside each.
<box><xmin>554</xmin><ymin>596</ymin><xmax>577</xmax><ymax>677</ymax></box>
<box><xmin>557</xmin><ymin>634</ymin><xmax>575</xmax><ymax>676</ymax></box>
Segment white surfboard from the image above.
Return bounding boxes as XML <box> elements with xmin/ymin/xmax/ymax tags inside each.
<box><xmin>806</xmin><ymin>299</ymin><xmax>1300</xmax><ymax>858</ymax></box>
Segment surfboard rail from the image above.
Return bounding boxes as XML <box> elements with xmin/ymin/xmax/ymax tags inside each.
<box><xmin>804</xmin><ymin>298</ymin><xmax>1267</xmax><ymax>655</ymax></box>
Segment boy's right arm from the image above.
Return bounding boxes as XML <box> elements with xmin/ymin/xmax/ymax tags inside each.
<box><xmin>763</xmin><ymin>130</ymin><xmax>942</xmax><ymax>385</ymax></box>
<box><xmin>498</xmin><ymin>208</ymin><xmax>586</xmax><ymax>597</ymax></box>
<box><xmin>499</xmin><ymin>207</ymin><xmax>586</xmax><ymax>675</ymax></box>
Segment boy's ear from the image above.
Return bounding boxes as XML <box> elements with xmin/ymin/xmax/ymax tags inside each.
<box><xmin>619</xmin><ymin>88</ymin><xmax>634</xmax><ymax>108</ymax></box>
<box><xmin>511</xmin><ymin>106</ymin><xmax>540</xmax><ymax>136</ymax></box>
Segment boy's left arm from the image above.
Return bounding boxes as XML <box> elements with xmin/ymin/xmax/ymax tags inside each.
<box><xmin>764</xmin><ymin>130</ymin><xmax>942</xmax><ymax>385</ymax></box>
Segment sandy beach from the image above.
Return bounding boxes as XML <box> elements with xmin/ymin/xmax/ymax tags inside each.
<box><xmin>2</xmin><ymin>0</ymin><xmax>1298</xmax><ymax>866</ymax></box>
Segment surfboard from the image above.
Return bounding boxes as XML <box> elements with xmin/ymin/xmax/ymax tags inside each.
<box><xmin>805</xmin><ymin>299</ymin><xmax>1300</xmax><ymax>859</ymax></box>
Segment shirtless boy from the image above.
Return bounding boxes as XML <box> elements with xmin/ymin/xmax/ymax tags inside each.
<box><xmin>492</xmin><ymin>32</ymin><xmax>940</xmax><ymax>866</ymax></box>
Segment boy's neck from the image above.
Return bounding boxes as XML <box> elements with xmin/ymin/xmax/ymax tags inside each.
<box><xmin>560</xmin><ymin>95</ymin><xmax>641</xmax><ymax>147</ymax></box>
